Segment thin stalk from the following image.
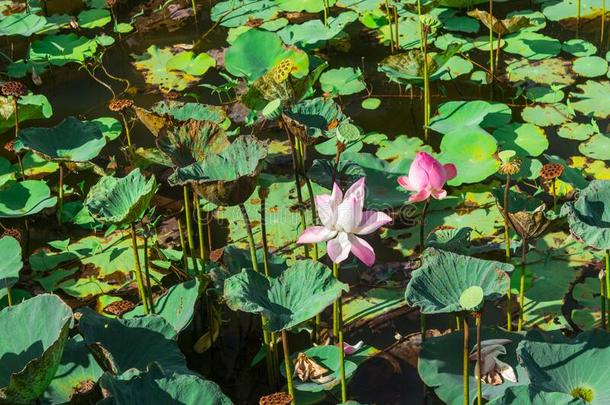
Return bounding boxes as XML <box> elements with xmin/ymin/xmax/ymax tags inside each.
<box><xmin>518</xmin><ymin>238</ymin><xmax>527</xmax><ymax>331</ymax></box>
<box><xmin>601</xmin><ymin>273</ymin><xmax>607</xmax><ymax>330</ymax></box>
<box><xmin>286</xmin><ymin>131</ymin><xmax>309</xmax><ymax>258</ymax></box>
<box><xmin>420</xmin><ymin>198</ymin><xmax>431</xmax><ymax>342</ymax></box>
<box><xmin>57</xmin><ymin>164</ymin><xmax>64</xmax><ymax>223</ymax></box>
<box><xmin>605</xmin><ymin>249</ymin><xmax>610</xmax><ymax>331</ymax></box>
<box><xmin>191</xmin><ymin>0</ymin><xmax>197</xmax><ymax>17</ymax></box>
<box><xmin>5</xmin><ymin>280</ymin><xmax>12</xmax><ymax>307</ymax></box>
<box><xmin>206</xmin><ymin>211</ymin><xmax>213</xmax><ymax>252</ymax></box>
<box><xmin>194</xmin><ymin>192</ymin><xmax>206</xmax><ymax>262</ymax></box>
<box><xmin>177</xmin><ymin>219</ymin><xmax>189</xmax><ymax>272</ymax></box>
<box><xmin>503</xmin><ymin>174</ymin><xmax>512</xmax><ymax>331</ymax></box>
<box><xmin>552</xmin><ymin>178</ymin><xmax>557</xmax><ymax>211</ymax></box>
<box><xmin>337</xmin><ymin>265</ymin><xmax>347</xmax><ymax>403</ymax></box>
<box><xmin>602</xmin><ymin>0</ymin><xmax>606</xmax><ymax>45</ymax></box>
<box><xmin>394</xmin><ymin>6</ymin><xmax>399</xmax><ymax>48</ymax></box>
<box><xmin>130</xmin><ymin>223</ymin><xmax>149</xmax><ymax>314</ymax></box>
<box><xmin>385</xmin><ymin>0</ymin><xmax>394</xmax><ymax>53</ymax></box>
<box><xmin>463</xmin><ymin>316</ymin><xmax>470</xmax><ymax>405</ymax></box>
<box><xmin>476</xmin><ymin>314</ymin><xmax>482</xmax><ymax>405</ymax></box>
<box><xmin>281</xmin><ymin>330</ymin><xmax>295</xmax><ymax>404</ymax></box>
<box><xmin>119</xmin><ymin>112</ymin><xmax>134</xmax><ymax>158</ymax></box>
<box><xmin>333</xmin><ymin>261</ymin><xmax>340</xmax><ymax>341</ymax></box>
<box><xmin>577</xmin><ymin>0</ymin><xmax>581</xmax><ymax>37</ymax></box>
<box><xmin>323</xmin><ymin>0</ymin><xmax>328</xmax><ymax>27</ymax></box>
<box><xmin>495</xmin><ymin>32</ymin><xmax>502</xmax><ymax>73</ymax></box>
<box><xmin>143</xmin><ymin>236</ymin><xmax>155</xmax><ymax>313</ymax></box>
<box><xmin>423</xmin><ymin>29</ymin><xmax>430</xmax><ymax>143</ymax></box>
<box><xmin>417</xmin><ymin>0</ymin><xmax>423</xmax><ymax>51</ymax></box>
<box><xmin>489</xmin><ymin>0</ymin><xmax>494</xmax><ymax>78</ymax></box>
<box><xmin>183</xmin><ymin>186</ymin><xmax>199</xmax><ymax>275</ymax></box>
<box><xmin>13</xmin><ymin>98</ymin><xmax>25</xmax><ymax>180</ymax></box>
<box><xmin>297</xmin><ymin>138</ymin><xmax>319</xmax><ymax>261</ymax></box>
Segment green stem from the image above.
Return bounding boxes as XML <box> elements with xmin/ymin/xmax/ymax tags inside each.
<box><xmin>57</xmin><ymin>164</ymin><xmax>64</xmax><ymax>223</ymax></box>
<box><xmin>5</xmin><ymin>280</ymin><xmax>12</xmax><ymax>307</ymax></box>
<box><xmin>337</xmin><ymin>268</ymin><xmax>347</xmax><ymax>403</ymax></box>
<box><xmin>183</xmin><ymin>186</ymin><xmax>199</xmax><ymax>275</ymax></box>
<box><xmin>423</xmin><ymin>29</ymin><xmax>430</xmax><ymax>143</ymax></box>
<box><xmin>463</xmin><ymin>316</ymin><xmax>469</xmax><ymax>405</ymax></box>
<box><xmin>281</xmin><ymin>330</ymin><xmax>295</xmax><ymax>404</ymax></box>
<box><xmin>194</xmin><ymin>191</ymin><xmax>206</xmax><ymax>262</ymax></box>
<box><xmin>518</xmin><ymin>238</ymin><xmax>527</xmax><ymax>332</ymax></box>
<box><xmin>476</xmin><ymin>314</ymin><xmax>482</xmax><ymax>405</ymax></box>
<box><xmin>298</xmin><ymin>139</ymin><xmax>319</xmax><ymax>261</ymax></box>
<box><xmin>120</xmin><ymin>112</ymin><xmax>134</xmax><ymax>160</ymax></box>
<box><xmin>605</xmin><ymin>249</ymin><xmax>610</xmax><ymax>332</ymax></box>
<box><xmin>552</xmin><ymin>178</ymin><xmax>557</xmax><ymax>211</ymax></box>
<box><xmin>384</xmin><ymin>0</ymin><xmax>394</xmax><ymax>53</ymax></box>
<box><xmin>191</xmin><ymin>0</ymin><xmax>197</xmax><ymax>17</ymax></box>
<box><xmin>333</xmin><ymin>262</ymin><xmax>340</xmax><ymax>341</ymax></box>
<box><xmin>420</xmin><ymin>198</ymin><xmax>430</xmax><ymax>253</ymax></box>
<box><xmin>177</xmin><ymin>219</ymin><xmax>189</xmax><ymax>273</ymax></box>
<box><xmin>602</xmin><ymin>0</ymin><xmax>606</xmax><ymax>45</ymax></box>
<box><xmin>287</xmin><ymin>131</ymin><xmax>309</xmax><ymax>258</ymax></box>
<box><xmin>577</xmin><ymin>0</ymin><xmax>581</xmax><ymax>37</ymax></box>
<box><xmin>417</xmin><ymin>0</ymin><xmax>423</xmax><ymax>51</ymax></box>
<box><xmin>601</xmin><ymin>273</ymin><xmax>607</xmax><ymax>330</ymax></box>
<box><xmin>504</xmin><ymin>174</ymin><xmax>512</xmax><ymax>331</ymax></box>
<box><xmin>130</xmin><ymin>223</ymin><xmax>149</xmax><ymax>314</ymax></box>
<box><xmin>144</xmin><ymin>236</ymin><xmax>155</xmax><ymax>314</ymax></box>
<box><xmin>489</xmin><ymin>0</ymin><xmax>494</xmax><ymax>77</ymax></box>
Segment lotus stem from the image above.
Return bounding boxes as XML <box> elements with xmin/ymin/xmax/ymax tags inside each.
<box><xmin>177</xmin><ymin>218</ymin><xmax>189</xmax><ymax>272</ymax></box>
<box><xmin>191</xmin><ymin>0</ymin><xmax>197</xmax><ymax>17</ymax></box>
<box><xmin>183</xmin><ymin>186</ymin><xmax>199</xmax><ymax>275</ymax></box>
<box><xmin>143</xmin><ymin>236</ymin><xmax>155</xmax><ymax>314</ymax></box>
<box><xmin>206</xmin><ymin>211</ymin><xmax>213</xmax><ymax>252</ymax></box>
<box><xmin>13</xmin><ymin>98</ymin><xmax>25</xmax><ymax>180</ymax></box>
<box><xmin>605</xmin><ymin>249</ymin><xmax>610</xmax><ymax>330</ymax></box>
<box><xmin>503</xmin><ymin>174</ymin><xmax>512</xmax><ymax>331</ymax></box>
<box><xmin>475</xmin><ymin>313</ymin><xmax>482</xmax><ymax>405</ymax></box>
<box><xmin>333</xmin><ymin>262</ymin><xmax>347</xmax><ymax>402</ymax></box>
<box><xmin>463</xmin><ymin>316</ymin><xmax>470</xmax><ymax>405</ymax></box>
<box><xmin>602</xmin><ymin>0</ymin><xmax>606</xmax><ymax>44</ymax></box>
<box><xmin>281</xmin><ymin>329</ymin><xmax>295</xmax><ymax>404</ymax></box>
<box><xmin>130</xmin><ymin>223</ymin><xmax>149</xmax><ymax>314</ymax></box>
<box><xmin>600</xmin><ymin>273</ymin><xmax>606</xmax><ymax>330</ymax></box>
<box><xmin>57</xmin><ymin>164</ymin><xmax>64</xmax><ymax>223</ymax></box>
<box><xmin>423</xmin><ymin>27</ymin><xmax>430</xmax><ymax>143</ymax></box>
<box><xmin>286</xmin><ymin>131</ymin><xmax>309</xmax><ymax>258</ymax></box>
<box><xmin>417</xmin><ymin>0</ymin><xmax>423</xmax><ymax>51</ymax></box>
<box><xmin>577</xmin><ymin>0</ymin><xmax>581</xmax><ymax>37</ymax></box>
<box><xmin>333</xmin><ymin>261</ymin><xmax>340</xmax><ymax>341</ymax></box>
<box><xmin>394</xmin><ymin>6</ymin><xmax>399</xmax><ymax>48</ymax></box>
<box><xmin>385</xmin><ymin>0</ymin><xmax>394</xmax><ymax>53</ymax></box>
<box><xmin>489</xmin><ymin>0</ymin><xmax>494</xmax><ymax>78</ymax></box>
<box><xmin>323</xmin><ymin>0</ymin><xmax>328</xmax><ymax>27</ymax></box>
<box><xmin>420</xmin><ymin>198</ymin><xmax>431</xmax><ymax>253</ymax></box>
<box><xmin>297</xmin><ymin>138</ymin><xmax>319</xmax><ymax>261</ymax></box>
<box><xmin>495</xmin><ymin>32</ymin><xmax>502</xmax><ymax>76</ymax></box>
<box><xmin>518</xmin><ymin>238</ymin><xmax>527</xmax><ymax>331</ymax></box>
<box><xmin>194</xmin><ymin>193</ymin><xmax>206</xmax><ymax>263</ymax></box>
<box><xmin>119</xmin><ymin>111</ymin><xmax>134</xmax><ymax>159</ymax></box>
<box><xmin>5</xmin><ymin>280</ymin><xmax>12</xmax><ymax>307</ymax></box>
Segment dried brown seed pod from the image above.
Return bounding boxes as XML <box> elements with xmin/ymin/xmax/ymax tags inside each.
<box><xmin>108</xmin><ymin>98</ymin><xmax>134</xmax><ymax>112</ymax></box>
<box><xmin>0</xmin><ymin>81</ymin><xmax>27</xmax><ymax>98</ymax></box>
<box><xmin>259</xmin><ymin>392</ymin><xmax>293</xmax><ymax>405</ymax></box>
<box><xmin>163</xmin><ymin>91</ymin><xmax>180</xmax><ymax>100</ymax></box>
<box><xmin>103</xmin><ymin>300</ymin><xmax>136</xmax><ymax>316</ymax></box>
<box><xmin>4</xmin><ymin>140</ymin><xmax>15</xmax><ymax>153</ymax></box>
<box><xmin>2</xmin><ymin>228</ymin><xmax>22</xmax><ymax>241</ymax></box>
<box><xmin>540</xmin><ymin>163</ymin><xmax>564</xmax><ymax>181</ymax></box>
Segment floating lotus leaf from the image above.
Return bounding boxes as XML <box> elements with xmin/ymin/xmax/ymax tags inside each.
<box><xmin>361</xmin><ymin>98</ymin><xmax>381</xmax><ymax>110</ymax></box>
<box><xmin>224</xmin><ymin>29</ymin><xmax>308</xmax><ymax>81</ymax></box>
<box><xmin>211</xmin><ymin>0</ymin><xmax>280</xmax><ymax>28</ymax></box>
<box><xmin>0</xmin><ymin>294</ymin><xmax>73</xmax><ymax>404</ymax></box>
<box><xmin>405</xmin><ymin>248</ymin><xmax>513</xmax><ymax>314</ymax></box>
<box><xmin>78</xmin><ymin>308</ymin><xmax>189</xmax><ymax>374</ymax></box>
<box><xmin>571</xmin><ymin>80</ymin><xmax>610</xmax><ymax>118</ymax></box>
<box><xmin>376</xmin><ymin>135</ymin><xmax>433</xmax><ymax>172</ymax></box>
<box><xmin>0</xmin><ymin>13</ymin><xmax>47</xmax><ymax>36</ymax></box>
<box><xmin>85</xmin><ymin>169</ymin><xmax>157</xmax><ymax>226</ymax></box>
<box><xmin>282</xmin><ymin>97</ymin><xmax>347</xmax><ymax>143</ymax></box>
<box><xmin>319</xmin><ymin>67</ymin><xmax>366</xmax><ymax>96</ymax></box>
<box><xmin>77</xmin><ymin>8</ymin><xmax>111</xmax><ymax>28</ymax></box>
<box><xmin>506</xmin><ymin>58</ymin><xmax>575</xmax><ymax>85</ymax></box>
<box><xmin>0</xmin><ymin>94</ymin><xmax>53</xmax><ymax>135</ymax></box>
<box><xmin>378</xmin><ymin>43</ymin><xmax>461</xmax><ymax>84</ymax></box>
<box><xmin>525</xmin><ymin>86</ymin><xmax>565</xmax><ymax>104</ymax></box>
<box><xmin>0</xmin><ymin>236</ymin><xmax>22</xmax><ymax>291</ymax></box>
<box><xmin>43</xmin><ymin>335</ymin><xmax>103</xmax><ymax>404</ymax></box>
<box><xmin>277</xmin><ymin>11</ymin><xmax>358</xmax><ymax>47</ymax></box>
<box><xmin>488</xmin><ymin>385</ymin><xmax>587</xmax><ymax>404</ymax></box>
<box><xmin>439</xmin><ymin>130</ymin><xmax>500</xmax><ymax>186</ymax></box>
<box><xmin>99</xmin><ymin>362</ymin><xmax>231</xmax><ymax>404</ymax></box>
<box><xmin>493</xmin><ymin>123</ymin><xmax>548</xmax><ymax>158</ymax></box>
<box><xmin>29</xmin><ymin>33</ymin><xmax>98</xmax><ymax>66</ymax></box>
<box><xmin>503</xmin><ymin>31</ymin><xmax>561</xmax><ymax>60</ymax></box>
<box><xmin>571</xmin><ymin>277</ymin><xmax>603</xmax><ymax>330</ymax></box>
<box><xmin>17</xmin><ymin>117</ymin><xmax>106</xmax><ymax>162</ymax></box>
<box><xmin>521</xmin><ymin>103</ymin><xmax>574</xmax><ymax>127</ymax></box>
<box><xmin>0</xmin><ymin>180</ymin><xmax>57</xmax><ymax>218</ymax></box>
<box><xmin>157</xmin><ymin>121</ymin><xmax>229</xmax><ymax>168</ymax></box>
<box><xmin>430</xmin><ymin>100</ymin><xmax>512</xmax><ymax>135</ymax></box>
<box><xmin>467</xmin><ymin>9</ymin><xmax>531</xmax><ymax>35</ymax></box>
<box><xmin>542</xmin><ymin>0</ymin><xmax>606</xmax><ymax>22</ymax></box>
<box><xmin>562</xmin><ymin>180</ymin><xmax>610</xmax><ymax>249</ymax></box>
<box><xmin>517</xmin><ymin>330</ymin><xmax>610</xmax><ymax>404</ymax></box>
<box><xmin>562</xmin><ymin>38</ymin><xmax>597</xmax><ymax>56</ymax></box>
<box><xmin>170</xmin><ymin>135</ymin><xmax>267</xmax><ymax>206</ymax></box>
<box><xmin>573</xmin><ymin>56</ymin><xmax>608</xmax><ymax>78</ymax></box>
<box><xmin>277</xmin><ymin>0</ymin><xmax>336</xmax><ymax>12</ymax></box>
<box><xmin>579</xmin><ymin>133</ymin><xmax>610</xmax><ymax>159</ymax></box>
<box><xmin>558</xmin><ymin>122</ymin><xmax>597</xmax><ymax>140</ymax></box>
<box><xmin>224</xmin><ymin>259</ymin><xmax>348</xmax><ymax>332</ymax></box>
<box><xmin>419</xmin><ymin>327</ymin><xmax>528</xmax><ymax>405</ymax></box>
<box><xmin>132</xmin><ymin>46</ymin><xmax>215</xmax><ymax>91</ymax></box>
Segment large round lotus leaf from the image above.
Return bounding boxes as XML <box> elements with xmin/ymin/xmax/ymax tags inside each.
<box><xmin>0</xmin><ymin>294</ymin><xmax>73</xmax><ymax>404</ymax></box>
<box><xmin>0</xmin><ymin>236</ymin><xmax>22</xmax><ymax>290</ymax></box>
<box><xmin>573</xmin><ymin>56</ymin><xmax>608</xmax><ymax>78</ymax></box>
<box><xmin>578</xmin><ymin>133</ymin><xmax>610</xmax><ymax>159</ymax></box>
<box><xmin>320</xmin><ymin>67</ymin><xmax>366</xmax><ymax>96</ymax></box>
<box><xmin>224</xmin><ymin>29</ymin><xmax>308</xmax><ymax>81</ymax></box>
<box><xmin>279</xmin><ymin>345</ymin><xmax>357</xmax><ymax>392</ymax></box>
<box><xmin>126</xmin><ymin>279</ymin><xmax>200</xmax><ymax>334</ymax></box>
<box><xmin>571</xmin><ymin>80</ymin><xmax>610</xmax><ymax>118</ymax></box>
<box><xmin>563</xmin><ymin>38</ymin><xmax>597</xmax><ymax>56</ymax></box>
<box><xmin>77</xmin><ymin>8</ymin><xmax>111</xmax><ymax>28</ymax></box>
<box><xmin>517</xmin><ymin>329</ymin><xmax>610</xmax><ymax>404</ymax></box>
<box><xmin>99</xmin><ymin>362</ymin><xmax>232</xmax><ymax>405</ymax></box>
<box><xmin>17</xmin><ymin>117</ymin><xmax>106</xmax><ymax>162</ymax></box>
<box><xmin>277</xmin><ymin>11</ymin><xmax>358</xmax><ymax>47</ymax></box>
<box><xmin>224</xmin><ymin>259</ymin><xmax>348</xmax><ymax>332</ymax></box>
<box><xmin>506</xmin><ymin>58</ymin><xmax>575</xmax><ymax>85</ymax></box>
<box><xmin>0</xmin><ymin>13</ymin><xmax>47</xmax><ymax>36</ymax></box>
<box><xmin>488</xmin><ymin>385</ymin><xmax>587</xmax><ymax>405</ymax></box>
<box><xmin>277</xmin><ymin>0</ymin><xmax>336</xmax><ymax>12</ymax></box>
<box><xmin>525</xmin><ymin>86</ymin><xmax>565</xmax><ymax>104</ymax></box>
<box><xmin>284</xmin><ymin>97</ymin><xmax>347</xmax><ymax>141</ymax></box>
<box><xmin>438</xmin><ymin>130</ymin><xmax>500</xmax><ymax>186</ymax></box>
<box><xmin>542</xmin><ymin>0</ymin><xmax>606</xmax><ymax>22</ymax></box>
<box><xmin>85</xmin><ymin>169</ymin><xmax>157</xmax><ymax>226</ymax></box>
<box><xmin>429</xmin><ymin>100</ymin><xmax>512</xmax><ymax>135</ymax></box>
<box><xmin>43</xmin><ymin>335</ymin><xmax>103</xmax><ymax>404</ymax></box>
<box><xmin>561</xmin><ymin>180</ymin><xmax>610</xmax><ymax>249</ymax></box>
<box><xmin>78</xmin><ymin>308</ymin><xmax>188</xmax><ymax>374</ymax></box>
<box><xmin>419</xmin><ymin>327</ymin><xmax>527</xmax><ymax>405</ymax></box>
<box><xmin>493</xmin><ymin>123</ymin><xmax>548</xmax><ymax>157</ymax></box>
<box><xmin>503</xmin><ymin>31</ymin><xmax>561</xmax><ymax>60</ymax></box>
<box><xmin>0</xmin><ymin>180</ymin><xmax>57</xmax><ymax>218</ymax></box>
<box><xmin>557</xmin><ymin>122</ymin><xmax>597</xmax><ymax>140</ymax></box>
<box><xmin>29</xmin><ymin>34</ymin><xmax>98</xmax><ymax>66</ymax></box>
<box><xmin>157</xmin><ymin>121</ymin><xmax>229</xmax><ymax>168</ymax></box>
<box><xmin>521</xmin><ymin>103</ymin><xmax>574</xmax><ymax>127</ymax></box>
<box><xmin>405</xmin><ymin>248</ymin><xmax>513</xmax><ymax>314</ymax></box>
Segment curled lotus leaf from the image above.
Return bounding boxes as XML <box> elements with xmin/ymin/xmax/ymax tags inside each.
<box><xmin>16</xmin><ymin>117</ymin><xmax>106</xmax><ymax>162</ymax></box>
<box><xmin>507</xmin><ymin>205</ymin><xmax>550</xmax><ymax>241</ymax></box>
<box><xmin>405</xmin><ymin>248</ymin><xmax>513</xmax><ymax>314</ymax></box>
<box><xmin>0</xmin><ymin>294</ymin><xmax>73</xmax><ymax>404</ymax></box>
<box><xmin>0</xmin><ymin>180</ymin><xmax>57</xmax><ymax>218</ymax></box>
<box><xmin>223</xmin><ymin>259</ymin><xmax>348</xmax><ymax>332</ymax></box>
<box><xmin>378</xmin><ymin>43</ymin><xmax>461</xmax><ymax>84</ymax></box>
<box><xmin>170</xmin><ymin>135</ymin><xmax>267</xmax><ymax>206</ymax></box>
<box><xmin>467</xmin><ymin>9</ymin><xmax>532</xmax><ymax>35</ymax></box>
<box><xmin>85</xmin><ymin>169</ymin><xmax>157</xmax><ymax>226</ymax></box>
<box><xmin>282</xmin><ymin>97</ymin><xmax>348</xmax><ymax>144</ymax></box>
<box><xmin>561</xmin><ymin>180</ymin><xmax>610</xmax><ymax>249</ymax></box>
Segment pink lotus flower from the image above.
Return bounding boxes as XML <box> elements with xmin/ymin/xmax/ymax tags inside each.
<box><xmin>297</xmin><ymin>178</ymin><xmax>392</xmax><ymax>266</ymax></box>
<box><xmin>398</xmin><ymin>152</ymin><xmax>457</xmax><ymax>203</ymax></box>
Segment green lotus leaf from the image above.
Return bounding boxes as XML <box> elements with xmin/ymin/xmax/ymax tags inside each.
<box><xmin>17</xmin><ymin>116</ymin><xmax>106</xmax><ymax>162</ymax></box>
<box><xmin>571</xmin><ymin>277</ymin><xmax>603</xmax><ymax>330</ymax></box>
<box><xmin>151</xmin><ymin>101</ymin><xmax>227</xmax><ymax>124</ymax></box>
<box><xmin>517</xmin><ymin>329</ymin><xmax>610</xmax><ymax>404</ymax></box>
<box><xmin>210</xmin><ymin>0</ymin><xmax>280</xmax><ymax>28</ymax></box>
<box><xmin>277</xmin><ymin>0</ymin><xmax>336</xmax><ymax>12</ymax></box>
<box><xmin>493</xmin><ymin>123</ymin><xmax>548</xmax><ymax>158</ymax></box>
<box><xmin>571</xmin><ymin>80</ymin><xmax>610</xmax><ymax>118</ymax></box>
<box><xmin>98</xmin><ymin>362</ymin><xmax>232</xmax><ymax>404</ymax></box>
<box><xmin>488</xmin><ymin>385</ymin><xmax>586</xmax><ymax>404</ymax></box>
<box><xmin>43</xmin><ymin>335</ymin><xmax>104</xmax><ymax>404</ymax></box>
<box><xmin>282</xmin><ymin>97</ymin><xmax>348</xmax><ymax>142</ymax></box>
<box><xmin>126</xmin><ymin>279</ymin><xmax>200</xmax><ymax>334</ymax></box>
<box><xmin>0</xmin><ymin>294</ymin><xmax>73</xmax><ymax>404</ymax></box>
<box><xmin>573</xmin><ymin>56</ymin><xmax>608</xmax><ymax>78</ymax></box>
<box><xmin>542</xmin><ymin>0</ymin><xmax>606</xmax><ymax>22</ymax></box>
<box><xmin>525</xmin><ymin>86</ymin><xmax>565</xmax><ymax>104</ymax></box>
<box><xmin>77</xmin><ymin>8</ymin><xmax>111</xmax><ymax>29</ymax></box>
<box><xmin>0</xmin><ymin>236</ymin><xmax>22</xmax><ymax>290</ymax></box>
<box><xmin>132</xmin><ymin>46</ymin><xmax>215</xmax><ymax>91</ymax></box>
<box><xmin>506</xmin><ymin>58</ymin><xmax>575</xmax><ymax>85</ymax></box>
<box><xmin>0</xmin><ymin>13</ymin><xmax>47</xmax><ymax>36</ymax></box>
<box><xmin>85</xmin><ymin>169</ymin><xmax>157</xmax><ymax>226</ymax></box>
<box><xmin>78</xmin><ymin>308</ymin><xmax>189</xmax><ymax>374</ymax></box>
<box><xmin>405</xmin><ymin>248</ymin><xmax>513</xmax><ymax>314</ymax></box>
<box><xmin>376</xmin><ymin>135</ymin><xmax>433</xmax><ymax>172</ymax></box>
<box><xmin>223</xmin><ymin>259</ymin><xmax>348</xmax><ymax>332</ymax></box>
<box><xmin>157</xmin><ymin>121</ymin><xmax>229</xmax><ymax>168</ymax></box>
<box><xmin>225</xmin><ymin>29</ymin><xmax>308</xmax><ymax>81</ymax></box>
<box><xmin>557</xmin><ymin>122</ymin><xmax>597</xmax><ymax>140</ymax></box>
<box><xmin>521</xmin><ymin>103</ymin><xmax>574</xmax><ymax>127</ymax></box>
<box><xmin>0</xmin><ymin>180</ymin><xmax>57</xmax><ymax>218</ymax></box>
<box><xmin>562</xmin><ymin>38</ymin><xmax>597</xmax><ymax>56</ymax></box>
<box><xmin>503</xmin><ymin>31</ymin><xmax>561</xmax><ymax>60</ymax></box>
<box><xmin>418</xmin><ymin>327</ymin><xmax>528</xmax><ymax>405</ymax></box>
<box><xmin>277</xmin><ymin>11</ymin><xmax>358</xmax><ymax>48</ymax></box>
<box><xmin>29</xmin><ymin>33</ymin><xmax>98</xmax><ymax>66</ymax></box>
<box><xmin>320</xmin><ymin>67</ymin><xmax>366</xmax><ymax>96</ymax></box>
<box><xmin>561</xmin><ymin>180</ymin><xmax>610</xmax><ymax>250</ymax></box>
<box><xmin>579</xmin><ymin>133</ymin><xmax>610</xmax><ymax>159</ymax></box>
<box><xmin>439</xmin><ymin>130</ymin><xmax>500</xmax><ymax>186</ymax></box>
<box><xmin>361</xmin><ymin>97</ymin><xmax>381</xmax><ymax>110</ymax></box>
<box><xmin>429</xmin><ymin>100</ymin><xmax>512</xmax><ymax>135</ymax></box>
<box><xmin>0</xmin><ymin>94</ymin><xmax>53</xmax><ymax>135</ymax></box>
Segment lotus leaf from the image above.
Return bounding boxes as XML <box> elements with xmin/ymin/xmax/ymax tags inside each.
<box><xmin>430</xmin><ymin>100</ymin><xmax>511</xmax><ymax>135</ymax></box>
<box><xmin>542</xmin><ymin>0</ymin><xmax>607</xmax><ymax>22</ymax></box>
<box><xmin>151</xmin><ymin>101</ymin><xmax>227</xmax><ymax>124</ymax></box>
<box><xmin>77</xmin><ymin>8</ymin><xmax>111</xmax><ymax>28</ymax></box>
<box><xmin>571</xmin><ymin>80</ymin><xmax>610</xmax><ymax>118</ymax></box>
<box><xmin>503</xmin><ymin>31</ymin><xmax>561</xmax><ymax>60</ymax></box>
<box><xmin>439</xmin><ymin>130</ymin><xmax>500</xmax><ymax>186</ymax></box>
<box><xmin>506</xmin><ymin>58</ymin><xmax>575</xmax><ymax>85</ymax></box>
<box><xmin>557</xmin><ymin>122</ymin><xmax>597</xmax><ymax>140</ymax></box>
<box><xmin>579</xmin><ymin>133</ymin><xmax>610</xmax><ymax>159</ymax></box>
<box><xmin>525</xmin><ymin>86</ymin><xmax>566</xmax><ymax>103</ymax></box>
<box><xmin>277</xmin><ymin>11</ymin><xmax>358</xmax><ymax>47</ymax></box>
<box><xmin>562</xmin><ymin>180</ymin><xmax>610</xmax><ymax>249</ymax></box>
<box><xmin>521</xmin><ymin>103</ymin><xmax>574</xmax><ymax>127</ymax></box>
<box><xmin>277</xmin><ymin>0</ymin><xmax>336</xmax><ymax>12</ymax></box>
<box><xmin>223</xmin><ymin>260</ymin><xmax>348</xmax><ymax>332</ymax></box>
<box><xmin>282</xmin><ymin>97</ymin><xmax>347</xmax><ymax>142</ymax></box>
<box><xmin>17</xmin><ymin>117</ymin><xmax>106</xmax><ymax>162</ymax></box>
<box><xmin>78</xmin><ymin>308</ymin><xmax>189</xmax><ymax>374</ymax></box>
<box><xmin>562</xmin><ymin>38</ymin><xmax>597</xmax><ymax>56</ymax></box>
<box><xmin>0</xmin><ymin>294</ymin><xmax>73</xmax><ymax>404</ymax></box>
<box><xmin>0</xmin><ymin>180</ymin><xmax>57</xmax><ymax>218</ymax></box>
<box><xmin>85</xmin><ymin>169</ymin><xmax>157</xmax><ymax>226</ymax></box>
<box><xmin>157</xmin><ymin>121</ymin><xmax>229</xmax><ymax>168</ymax></box>
<box><xmin>29</xmin><ymin>34</ymin><xmax>98</xmax><ymax>66</ymax></box>
<box><xmin>493</xmin><ymin>123</ymin><xmax>548</xmax><ymax>158</ymax></box>
<box><xmin>0</xmin><ymin>236</ymin><xmax>22</xmax><ymax>291</ymax></box>
<box><xmin>467</xmin><ymin>9</ymin><xmax>531</xmax><ymax>35</ymax></box>
<box><xmin>573</xmin><ymin>56</ymin><xmax>608</xmax><ymax>78</ymax></box>
<box><xmin>210</xmin><ymin>0</ymin><xmax>280</xmax><ymax>28</ymax></box>
<box><xmin>405</xmin><ymin>248</ymin><xmax>513</xmax><ymax>314</ymax></box>
<box><xmin>0</xmin><ymin>94</ymin><xmax>53</xmax><ymax>135</ymax></box>
<box><xmin>319</xmin><ymin>67</ymin><xmax>366</xmax><ymax>96</ymax></box>
<box><xmin>0</xmin><ymin>13</ymin><xmax>47</xmax><ymax>36</ymax></box>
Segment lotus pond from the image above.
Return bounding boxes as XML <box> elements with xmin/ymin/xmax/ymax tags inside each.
<box><xmin>6</xmin><ymin>0</ymin><xmax>610</xmax><ymax>404</ymax></box>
